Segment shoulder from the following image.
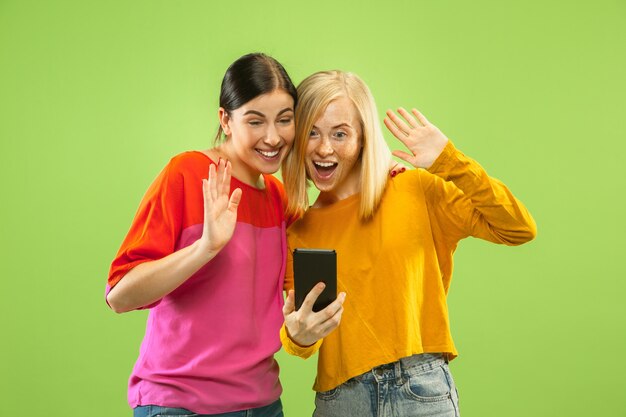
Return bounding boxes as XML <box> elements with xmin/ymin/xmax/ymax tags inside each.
<box><xmin>158</xmin><ymin>151</ymin><xmax>213</xmax><ymax>185</ymax></box>
<box><xmin>388</xmin><ymin>168</ymin><xmax>431</xmax><ymax>191</ymax></box>
<box><xmin>168</xmin><ymin>151</ymin><xmax>211</xmax><ymax>173</ymax></box>
<box><xmin>144</xmin><ymin>151</ymin><xmax>209</xmax><ymax>194</ymax></box>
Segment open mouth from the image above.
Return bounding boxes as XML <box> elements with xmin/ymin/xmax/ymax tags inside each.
<box><xmin>313</xmin><ymin>161</ymin><xmax>338</xmax><ymax>179</ymax></box>
<box><xmin>256</xmin><ymin>148</ymin><xmax>281</xmax><ymax>160</ymax></box>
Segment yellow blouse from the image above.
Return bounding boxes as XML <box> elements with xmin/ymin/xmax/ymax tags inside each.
<box><xmin>281</xmin><ymin>141</ymin><xmax>536</xmax><ymax>392</ymax></box>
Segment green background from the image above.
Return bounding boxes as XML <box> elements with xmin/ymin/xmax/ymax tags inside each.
<box><xmin>1</xmin><ymin>0</ymin><xmax>624</xmax><ymax>416</ymax></box>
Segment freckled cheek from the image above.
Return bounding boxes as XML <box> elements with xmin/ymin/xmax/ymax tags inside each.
<box><xmin>337</xmin><ymin>143</ymin><xmax>361</xmax><ymax>163</ymax></box>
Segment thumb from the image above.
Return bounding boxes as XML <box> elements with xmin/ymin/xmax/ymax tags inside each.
<box><xmin>391</xmin><ymin>150</ymin><xmax>417</xmax><ymax>167</ymax></box>
<box><xmin>228</xmin><ymin>188</ymin><xmax>242</xmax><ymax>212</ymax></box>
<box><xmin>283</xmin><ymin>290</ymin><xmax>295</xmax><ymax>317</ymax></box>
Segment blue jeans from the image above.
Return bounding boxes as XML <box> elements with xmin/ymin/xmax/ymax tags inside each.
<box><xmin>314</xmin><ymin>353</ymin><xmax>460</xmax><ymax>417</ymax></box>
<box><xmin>133</xmin><ymin>399</ymin><xmax>283</xmax><ymax>417</ymax></box>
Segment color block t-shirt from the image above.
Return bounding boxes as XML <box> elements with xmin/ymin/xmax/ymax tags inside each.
<box><xmin>107</xmin><ymin>151</ymin><xmax>288</xmax><ymax>414</ymax></box>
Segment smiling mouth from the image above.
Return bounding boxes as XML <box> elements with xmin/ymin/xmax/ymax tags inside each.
<box><xmin>256</xmin><ymin>148</ymin><xmax>280</xmax><ymax>160</ymax></box>
<box><xmin>313</xmin><ymin>161</ymin><xmax>338</xmax><ymax>179</ymax></box>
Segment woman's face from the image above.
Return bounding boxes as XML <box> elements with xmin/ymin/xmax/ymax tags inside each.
<box><xmin>305</xmin><ymin>97</ymin><xmax>362</xmax><ymax>198</ymax></box>
<box><xmin>221</xmin><ymin>89</ymin><xmax>295</xmax><ymax>182</ymax></box>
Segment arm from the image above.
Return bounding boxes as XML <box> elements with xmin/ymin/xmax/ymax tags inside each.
<box><xmin>384</xmin><ymin>107</ymin><xmax>536</xmax><ymax>245</ymax></box>
<box><xmin>107</xmin><ymin>160</ymin><xmax>242</xmax><ymax>313</ymax></box>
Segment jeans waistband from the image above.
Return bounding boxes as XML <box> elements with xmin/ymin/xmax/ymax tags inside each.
<box><xmin>353</xmin><ymin>353</ymin><xmax>447</xmax><ymax>383</ymax></box>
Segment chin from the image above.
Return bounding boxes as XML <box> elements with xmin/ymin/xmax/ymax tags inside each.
<box><xmin>312</xmin><ymin>180</ymin><xmax>336</xmax><ymax>193</ymax></box>
<box><xmin>259</xmin><ymin>162</ymin><xmax>281</xmax><ymax>175</ymax></box>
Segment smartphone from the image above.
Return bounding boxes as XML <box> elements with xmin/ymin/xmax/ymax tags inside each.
<box><xmin>293</xmin><ymin>248</ymin><xmax>337</xmax><ymax>312</ymax></box>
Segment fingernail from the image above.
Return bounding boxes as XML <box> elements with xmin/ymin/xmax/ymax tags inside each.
<box><xmin>390</xmin><ymin>171</ymin><xmax>397</xmax><ymax>177</ymax></box>
<box><xmin>400</xmin><ymin>167</ymin><xmax>406</xmax><ymax>173</ymax></box>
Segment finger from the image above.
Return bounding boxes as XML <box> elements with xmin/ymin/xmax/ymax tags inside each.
<box><xmin>216</xmin><ymin>159</ymin><xmax>226</xmax><ymax>195</ymax></box>
<box><xmin>384</xmin><ymin>117</ymin><xmax>411</xmax><ymax>146</ymax></box>
<box><xmin>398</xmin><ymin>107</ymin><xmax>422</xmax><ymax>128</ymax></box>
<box><xmin>207</xmin><ymin>164</ymin><xmax>218</xmax><ymax>202</ymax></box>
<box><xmin>202</xmin><ymin>178</ymin><xmax>210</xmax><ymax>220</ymax></box>
<box><xmin>283</xmin><ymin>290</ymin><xmax>296</xmax><ymax>317</ymax></box>
<box><xmin>395</xmin><ymin>161</ymin><xmax>408</xmax><ymax>173</ymax></box>
<box><xmin>411</xmin><ymin>108</ymin><xmax>430</xmax><ymax>126</ymax></box>
<box><xmin>318</xmin><ymin>292</ymin><xmax>346</xmax><ymax>322</ymax></box>
<box><xmin>228</xmin><ymin>188</ymin><xmax>242</xmax><ymax>213</ymax></box>
<box><xmin>221</xmin><ymin>160</ymin><xmax>232</xmax><ymax>197</ymax></box>
<box><xmin>300</xmin><ymin>282</ymin><xmax>325</xmax><ymax>312</ymax></box>
<box><xmin>386</xmin><ymin>109</ymin><xmax>413</xmax><ymax>136</ymax></box>
<box><xmin>391</xmin><ymin>150</ymin><xmax>418</xmax><ymax>167</ymax></box>
<box><xmin>389</xmin><ymin>161</ymin><xmax>399</xmax><ymax>177</ymax></box>
<box><xmin>320</xmin><ymin>306</ymin><xmax>344</xmax><ymax>337</ymax></box>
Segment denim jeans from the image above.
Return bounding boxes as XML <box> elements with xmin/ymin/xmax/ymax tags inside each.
<box><xmin>313</xmin><ymin>353</ymin><xmax>460</xmax><ymax>417</ymax></box>
<box><xmin>133</xmin><ymin>399</ymin><xmax>283</xmax><ymax>417</ymax></box>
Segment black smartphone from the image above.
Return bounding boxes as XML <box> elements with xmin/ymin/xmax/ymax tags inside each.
<box><xmin>293</xmin><ymin>248</ymin><xmax>337</xmax><ymax>312</ymax></box>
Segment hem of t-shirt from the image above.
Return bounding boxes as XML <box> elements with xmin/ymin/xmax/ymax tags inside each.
<box><xmin>129</xmin><ymin>393</ymin><xmax>282</xmax><ymax>415</ymax></box>
<box><xmin>313</xmin><ymin>345</ymin><xmax>458</xmax><ymax>392</ymax></box>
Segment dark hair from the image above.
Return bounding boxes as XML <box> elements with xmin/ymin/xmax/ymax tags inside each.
<box><xmin>215</xmin><ymin>53</ymin><xmax>297</xmax><ymax>142</ymax></box>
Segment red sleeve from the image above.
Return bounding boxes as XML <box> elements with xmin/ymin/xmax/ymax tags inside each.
<box><xmin>107</xmin><ymin>159</ymin><xmax>184</xmax><ymax>290</ymax></box>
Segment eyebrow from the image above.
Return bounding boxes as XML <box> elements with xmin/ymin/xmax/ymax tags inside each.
<box><xmin>312</xmin><ymin>123</ymin><xmax>353</xmax><ymax>130</ymax></box>
<box><xmin>243</xmin><ymin>107</ymin><xmax>293</xmax><ymax>117</ymax></box>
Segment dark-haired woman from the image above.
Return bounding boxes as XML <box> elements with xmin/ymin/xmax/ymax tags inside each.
<box><xmin>106</xmin><ymin>53</ymin><xmax>297</xmax><ymax>417</ymax></box>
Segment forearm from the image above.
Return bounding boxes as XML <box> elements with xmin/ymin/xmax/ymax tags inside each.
<box><xmin>107</xmin><ymin>240</ymin><xmax>217</xmax><ymax>313</ymax></box>
<box><xmin>429</xmin><ymin>141</ymin><xmax>537</xmax><ymax>244</ymax></box>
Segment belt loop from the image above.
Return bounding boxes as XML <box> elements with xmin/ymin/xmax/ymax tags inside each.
<box><xmin>395</xmin><ymin>359</ymin><xmax>404</xmax><ymax>386</ymax></box>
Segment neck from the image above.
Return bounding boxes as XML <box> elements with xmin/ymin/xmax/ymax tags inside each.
<box><xmin>211</xmin><ymin>142</ymin><xmax>264</xmax><ymax>188</ymax></box>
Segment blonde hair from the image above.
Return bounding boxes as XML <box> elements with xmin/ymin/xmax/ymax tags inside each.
<box><xmin>283</xmin><ymin>71</ymin><xmax>392</xmax><ymax>220</ymax></box>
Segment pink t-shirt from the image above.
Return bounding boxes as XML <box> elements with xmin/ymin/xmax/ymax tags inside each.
<box><xmin>107</xmin><ymin>152</ymin><xmax>287</xmax><ymax>414</ymax></box>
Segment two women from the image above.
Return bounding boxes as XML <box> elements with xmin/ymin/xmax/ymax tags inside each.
<box><xmin>108</xmin><ymin>55</ymin><xmax>536</xmax><ymax>417</ymax></box>
<box><xmin>281</xmin><ymin>71</ymin><xmax>536</xmax><ymax>416</ymax></box>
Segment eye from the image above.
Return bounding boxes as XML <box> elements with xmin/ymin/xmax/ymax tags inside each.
<box><xmin>248</xmin><ymin>120</ymin><xmax>263</xmax><ymax>126</ymax></box>
<box><xmin>309</xmin><ymin>129</ymin><xmax>319</xmax><ymax>138</ymax></box>
<box><xmin>278</xmin><ymin>117</ymin><xmax>293</xmax><ymax>125</ymax></box>
<box><xmin>334</xmin><ymin>131</ymin><xmax>347</xmax><ymax>139</ymax></box>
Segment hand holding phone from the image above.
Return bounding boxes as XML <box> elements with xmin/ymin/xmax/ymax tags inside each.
<box><xmin>283</xmin><ymin>285</ymin><xmax>346</xmax><ymax>347</ymax></box>
<box><xmin>282</xmin><ymin>248</ymin><xmax>345</xmax><ymax>347</ymax></box>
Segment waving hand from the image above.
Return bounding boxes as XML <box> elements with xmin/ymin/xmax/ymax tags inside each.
<box><xmin>384</xmin><ymin>108</ymin><xmax>449</xmax><ymax>169</ymax></box>
<box><xmin>200</xmin><ymin>159</ymin><xmax>242</xmax><ymax>256</ymax></box>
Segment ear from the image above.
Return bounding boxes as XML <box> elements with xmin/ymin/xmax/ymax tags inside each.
<box><xmin>218</xmin><ymin>107</ymin><xmax>232</xmax><ymax>136</ymax></box>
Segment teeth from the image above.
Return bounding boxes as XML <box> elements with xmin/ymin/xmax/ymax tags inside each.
<box><xmin>258</xmin><ymin>149</ymin><xmax>279</xmax><ymax>158</ymax></box>
<box><xmin>315</xmin><ymin>162</ymin><xmax>336</xmax><ymax>168</ymax></box>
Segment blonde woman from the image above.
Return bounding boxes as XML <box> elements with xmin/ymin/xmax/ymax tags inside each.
<box><xmin>280</xmin><ymin>71</ymin><xmax>536</xmax><ymax>417</ymax></box>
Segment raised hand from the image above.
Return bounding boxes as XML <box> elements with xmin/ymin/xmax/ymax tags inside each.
<box><xmin>283</xmin><ymin>284</ymin><xmax>346</xmax><ymax>347</ymax></box>
<box><xmin>384</xmin><ymin>108</ymin><xmax>449</xmax><ymax>169</ymax></box>
<box><xmin>199</xmin><ymin>159</ymin><xmax>242</xmax><ymax>257</ymax></box>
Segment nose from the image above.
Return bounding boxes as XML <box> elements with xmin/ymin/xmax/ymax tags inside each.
<box><xmin>264</xmin><ymin>123</ymin><xmax>281</xmax><ymax>147</ymax></box>
<box><xmin>315</xmin><ymin>137</ymin><xmax>334</xmax><ymax>157</ymax></box>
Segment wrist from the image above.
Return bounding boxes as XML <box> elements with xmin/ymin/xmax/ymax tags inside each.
<box><xmin>285</xmin><ymin>324</ymin><xmax>316</xmax><ymax>348</ymax></box>
<box><xmin>190</xmin><ymin>239</ymin><xmax>220</xmax><ymax>264</ymax></box>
